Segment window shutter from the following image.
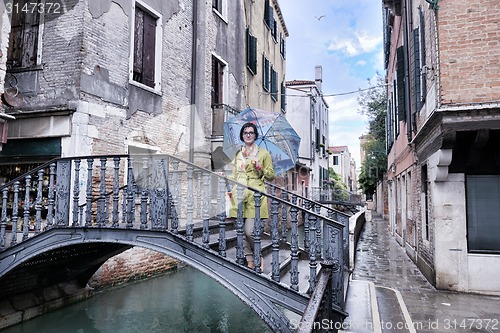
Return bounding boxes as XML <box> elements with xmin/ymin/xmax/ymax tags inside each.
<box><xmin>246</xmin><ymin>29</ymin><xmax>257</xmax><ymax>74</ymax></box>
<box><xmin>142</xmin><ymin>13</ymin><xmax>156</xmax><ymax>88</ymax></box>
<box><xmin>396</xmin><ymin>46</ymin><xmax>406</xmax><ymax>121</ymax></box>
<box><xmin>264</xmin><ymin>0</ymin><xmax>270</xmax><ymax>26</ymax></box>
<box><xmin>8</xmin><ymin>0</ymin><xmax>41</xmax><ymax>68</ymax></box>
<box><xmin>315</xmin><ymin>128</ymin><xmax>320</xmax><ymax>150</ymax></box>
<box><xmin>419</xmin><ymin>8</ymin><xmax>427</xmax><ymax>104</ymax></box>
<box><xmin>262</xmin><ymin>55</ymin><xmax>270</xmax><ymax>91</ymax></box>
<box><xmin>411</xmin><ymin>27</ymin><xmax>419</xmax><ymax>114</ymax></box>
<box><xmin>271</xmin><ymin>68</ymin><xmax>278</xmax><ymax>101</ymax></box>
<box><xmin>281</xmin><ymin>80</ymin><xmax>286</xmax><ymax>112</ymax></box>
<box><xmin>133</xmin><ymin>9</ymin><xmax>144</xmax><ymax>81</ymax></box>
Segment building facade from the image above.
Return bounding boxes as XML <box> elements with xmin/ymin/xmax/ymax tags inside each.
<box><xmin>0</xmin><ymin>0</ymin><xmax>289</xmax><ymax>180</ymax></box>
<box><xmin>329</xmin><ymin>145</ymin><xmax>354</xmax><ymax>191</ymax></box>
<box><xmin>384</xmin><ymin>0</ymin><xmax>500</xmax><ymax>295</ymax></box>
<box><xmin>286</xmin><ymin>66</ymin><xmax>329</xmax><ymax>199</ymax></box>
<box><xmin>211</xmin><ymin>0</ymin><xmax>288</xmax><ymax>170</ymax></box>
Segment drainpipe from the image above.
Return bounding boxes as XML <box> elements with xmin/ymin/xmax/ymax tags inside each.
<box><xmin>189</xmin><ymin>0</ymin><xmax>198</xmax><ymax>163</ymax></box>
<box><xmin>402</xmin><ymin>0</ymin><xmax>412</xmax><ymax>142</ymax></box>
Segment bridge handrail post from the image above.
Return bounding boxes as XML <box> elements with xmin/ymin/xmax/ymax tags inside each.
<box><xmin>202</xmin><ymin>172</ymin><xmax>210</xmax><ymax>248</ymax></box>
<box><xmin>235</xmin><ymin>185</ymin><xmax>245</xmax><ymax>265</ymax></box>
<box><xmin>46</xmin><ymin>163</ymin><xmax>56</xmax><ymax>228</ymax></box>
<box><xmin>71</xmin><ymin>159</ymin><xmax>81</xmax><ymax>227</ymax></box>
<box><xmin>270</xmin><ymin>191</ymin><xmax>280</xmax><ymax>282</ymax></box>
<box><xmin>289</xmin><ymin>194</ymin><xmax>299</xmax><ymax>291</ymax></box>
<box><xmin>35</xmin><ymin>169</ymin><xmax>44</xmax><ymax>233</ymax></box>
<box><xmin>186</xmin><ymin>165</ymin><xmax>194</xmax><ymax>241</ymax></box>
<box><xmin>322</xmin><ymin>217</ymin><xmax>346</xmax><ymax>310</ymax></box>
<box><xmin>85</xmin><ymin>158</ymin><xmax>94</xmax><ymax>227</ymax></box>
<box><xmin>126</xmin><ymin>157</ymin><xmax>136</xmax><ymax>229</ymax></box>
<box><xmin>280</xmin><ymin>189</ymin><xmax>288</xmax><ymax>242</ymax></box>
<box><xmin>22</xmin><ymin>175</ymin><xmax>31</xmax><ymax>241</ymax></box>
<box><xmin>97</xmin><ymin>158</ymin><xmax>107</xmax><ymax>227</ymax></box>
<box><xmin>253</xmin><ymin>192</ymin><xmax>262</xmax><ymax>274</ymax></box>
<box><xmin>307</xmin><ymin>208</ymin><xmax>318</xmax><ymax>294</ymax></box>
<box><xmin>217</xmin><ymin>177</ymin><xmax>227</xmax><ymax>257</ymax></box>
<box><xmin>0</xmin><ymin>188</ymin><xmax>7</xmax><ymax>248</ymax></box>
<box><xmin>55</xmin><ymin>160</ymin><xmax>72</xmax><ymax>227</ymax></box>
<box><xmin>112</xmin><ymin>157</ymin><xmax>121</xmax><ymax>228</ymax></box>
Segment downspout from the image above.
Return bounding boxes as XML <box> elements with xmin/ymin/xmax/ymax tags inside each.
<box><xmin>189</xmin><ymin>0</ymin><xmax>198</xmax><ymax>163</ymax></box>
<box><xmin>402</xmin><ymin>0</ymin><xmax>412</xmax><ymax>142</ymax></box>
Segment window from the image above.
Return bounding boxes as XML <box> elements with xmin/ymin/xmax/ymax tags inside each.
<box><xmin>246</xmin><ymin>28</ymin><xmax>257</xmax><ymax>75</ymax></box>
<box><xmin>270</xmin><ymin>67</ymin><xmax>278</xmax><ymax>101</ymax></box>
<box><xmin>291</xmin><ymin>172</ymin><xmax>297</xmax><ymax>191</ymax></box>
<box><xmin>211</xmin><ymin>57</ymin><xmax>225</xmax><ymax>107</ymax></box>
<box><xmin>280</xmin><ymin>33</ymin><xmax>286</xmax><ymax>59</ymax></box>
<box><xmin>132</xmin><ymin>2</ymin><xmax>161</xmax><ymax>90</ymax></box>
<box><xmin>333</xmin><ymin>156</ymin><xmax>339</xmax><ymax>166</ymax></box>
<box><xmin>466</xmin><ymin>175</ymin><xmax>500</xmax><ymax>253</ymax></box>
<box><xmin>280</xmin><ymin>80</ymin><xmax>286</xmax><ymax>112</ymax></box>
<box><xmin>396</xmin><ymin>46</ymin><xmax>406</xmax><ymax>122</ymax></box>
<box><xmin>7</xmin><ymin>0</ymin><xmax>43</xmax><ymax>69</ymax></box>
<box><xmin>262</xmin><ymin>55</ymin><xmax>270</xmax><ymax>92</ymax></box>
<box><xmin>212</xmin><ymin>0</ymin><xmax>227</xmax><ymax>19</ymax></box>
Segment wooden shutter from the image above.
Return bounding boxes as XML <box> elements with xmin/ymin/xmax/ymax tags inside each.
<box><xmin>133</xmin><ymin>9</ymin><xmax>144</xmax><ymax>82</ymax></box>
<box><xmin>246</xmin><ymin>28</ymin><xmax>257</xmax><ymax>74</ymax></box>
<box><xmin>411</xmin><ymin>28</ymin><xmax>419</xmax><ymax>114</ymax></box>
<box><xmin>7</xmin><ymin>0</ymin><xmax>40</xmax><ymax>68</ymax></box>
<box><xmin>281</xmin><ymin>81</ymin><xmax>286</xmax><ymax>112</ymax></box>
<box><xmin>396</xmin><ymin>46</ymin><xmax>406</xmax><ymax>121</ymax></box>
<box><xmin>142</xmin><ymin>13</ymin><xmax>156</xmax><ymax>88</ymax></box>
<box><xmin>271</xmin><ymin>68</ymin><xmax>278</xmax><ymax>100</ymax></box>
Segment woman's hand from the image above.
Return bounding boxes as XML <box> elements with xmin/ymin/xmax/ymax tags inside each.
<box><xmin>251</xmin><ymin>159</ymin><xmax>262</xmax><ymax>171</ymax></box>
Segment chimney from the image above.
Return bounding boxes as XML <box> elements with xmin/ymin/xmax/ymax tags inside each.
<box><xmin>315</xmin><ymin>65</ymin><xmax>323</xmax><ymax>92</ymax></box>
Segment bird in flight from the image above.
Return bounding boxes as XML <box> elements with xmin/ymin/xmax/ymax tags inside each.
<box><xmin>315</xmin><ymin>15</ymin><xmax>326</xmax><ymax>21</ymax></box>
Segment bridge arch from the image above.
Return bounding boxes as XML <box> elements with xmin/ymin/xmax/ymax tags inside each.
<box><xmin>0</xmin><ymin>227</ymin><xmax>308</xmax><ymax>332</ymax></box>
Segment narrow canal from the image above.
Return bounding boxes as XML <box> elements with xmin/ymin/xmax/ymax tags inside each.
<box><xmin>2</xmin><ymin>265</ymin><xmax>272</xmax><ymax>333</ymax></box>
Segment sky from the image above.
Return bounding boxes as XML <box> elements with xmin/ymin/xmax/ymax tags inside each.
<box><xmin>278</xmin><ymin>0</ymin><xmax>385</xmax><ymax>168</ymax></box>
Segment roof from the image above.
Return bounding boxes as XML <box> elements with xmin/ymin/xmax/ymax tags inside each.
<box><xmin>286</xmin><ymin>80</ymin><xmax>315</xmax><ymax>86</ymax></box>
<box><xmin>329</xmin><ymin>146</ymin><xmax>349</xmax><ymax>153</ymax></box>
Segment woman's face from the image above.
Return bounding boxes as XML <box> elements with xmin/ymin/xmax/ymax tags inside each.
<box><xmin>242</xmin><ymin>126</ymin><xmax>256</xmax><ymax>144</ymax></box>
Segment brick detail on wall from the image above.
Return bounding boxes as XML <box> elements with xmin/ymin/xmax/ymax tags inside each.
<box><xmin>88</xmin><ymin>247</ymin><xmax>179</xmax><ymax>290</ymax></box>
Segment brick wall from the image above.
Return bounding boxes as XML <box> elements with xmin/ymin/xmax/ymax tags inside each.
<box><xmin>88</xmin><ymin>247</ymin><xmax>179</xmax><ymax>290</ymax></box>
<box><xmin>438</xmin><ymin>0</ymin><xmax>500</xmax><ymax>104</ymax></box>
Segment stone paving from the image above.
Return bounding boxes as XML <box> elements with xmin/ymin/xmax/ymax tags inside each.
<box><xmin>342</xmin><ymin>214</ymin><xmax>500</xmax><ymax>333</ymax></box>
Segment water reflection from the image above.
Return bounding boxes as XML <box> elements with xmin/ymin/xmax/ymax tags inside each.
<box><xmin>3</xmin><ymin>266</ymin><xmax>271</xmax><ymax>333</ymax></box>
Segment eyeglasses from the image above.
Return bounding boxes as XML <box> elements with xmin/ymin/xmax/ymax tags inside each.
<box><xmin>243</xmin><ymin>132</ymin><xmax>255</xmax><ymax>136</ymax></box>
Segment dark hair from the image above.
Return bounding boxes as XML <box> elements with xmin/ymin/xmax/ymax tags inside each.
<box><xmin>240</xmin><ymin>122</ymin><xmax>259</xmax><ymax>141</ymax></box>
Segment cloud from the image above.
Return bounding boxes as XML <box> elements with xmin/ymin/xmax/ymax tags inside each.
<box><xmin>279</xmin><ymin>0</ymin><xmax>383</xmax><ymax>168</ymax></box>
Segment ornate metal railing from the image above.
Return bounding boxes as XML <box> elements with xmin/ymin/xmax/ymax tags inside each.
<box><xmin>0</xmin><ymin>154</ymin><xmax>348</xmax><ymax>329</ymax></box>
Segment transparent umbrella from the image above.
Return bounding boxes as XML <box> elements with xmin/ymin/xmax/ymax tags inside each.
<box><xmin>222</xmin><ymin>107</ymin><xmax>301</xmax><ymax>176</ymax></box>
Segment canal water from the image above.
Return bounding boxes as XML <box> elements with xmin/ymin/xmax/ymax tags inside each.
<box><xmin>3</xmin><ymin>265</ymin><xmax>272</xmax><ymax>333</ymax></box>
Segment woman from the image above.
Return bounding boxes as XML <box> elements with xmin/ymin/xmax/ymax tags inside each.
<box><xmin>228</xmin><ymin>122</ymin><xmax>275</xmax><ymax>269</ymax></box>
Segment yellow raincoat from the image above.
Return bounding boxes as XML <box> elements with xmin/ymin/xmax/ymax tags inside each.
<box><xmin>228</xmin><ymin>146</ymin><xmax>275</xmax><ymax>218</ymax></box>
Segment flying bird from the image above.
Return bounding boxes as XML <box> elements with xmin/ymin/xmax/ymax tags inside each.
<box><xmin>315</xmin><ymin>15</ymin><xmax>326</xmax><ymax>21</ymax></box>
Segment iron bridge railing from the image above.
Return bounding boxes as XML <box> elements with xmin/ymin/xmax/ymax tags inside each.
<box><xmin>0</xmin><ymin>154</ymin><xmax>348</xmax><ymax>331</ymax></box>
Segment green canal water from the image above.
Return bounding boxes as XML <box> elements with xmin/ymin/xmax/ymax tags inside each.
<box><xmin>3</xmin><ymin>266</ymin><xmax>272</xmax><ymax>333</ymax></box>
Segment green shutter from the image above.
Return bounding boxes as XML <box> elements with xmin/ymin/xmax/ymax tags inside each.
<box><xmin>396</xmin><ymin>46</ymin><xmax>406</xmax><ymax>121</ymax></box>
